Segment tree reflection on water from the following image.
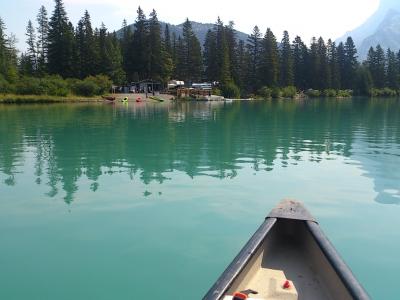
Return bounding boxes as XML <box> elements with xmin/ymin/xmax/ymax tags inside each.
<box><xmin>0</xmin><ymin>98</ymin><xmax>399</xmax><ymax>204</ymax></box>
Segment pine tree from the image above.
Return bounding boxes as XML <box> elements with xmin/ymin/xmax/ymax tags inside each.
<box><xmin>25</xmin><ymin>20</ymin><xmax>37</xmax><ymax>75</ymax></box>
<box><xmin>131</xmin><ymin>6</ymin><xmax>149</xmax><ymax>80</ymax></box>
<box><xmin>292</xmin><ymin>36</ymin><xmax>308</xmax><ymax>90</ymax></box>
<box><xmin>36</xmin><ymin>5</ymin><xmax>49</xmax><ymax>75</ymax></box>
<box><xmin>214</xmin><ymin>17</ymin><xmax>231</xmax><ymax>84</ymax></box>
<box><xmin>259</xmin><ymin>28</ymin><xmax>279</xmax><ymax>87</ymax></box>
<box><xmin>225</xmin><ymin>21</ymin><xmax>239</xmax><ymax>85</ymax></box>
<box><xmin>397</xmin><ymin>50</ymin><xmax>400</xmax><ymax>83</ymax></box>
<box><xmin>171</xmin><ymin>32</ymin><xmax>178</xmax><ymax>78</ymax></box>
<box><xmin>148</xmin><ymin>9</ymin><xmax>163</xmax><ymax>81</ymax></box>
<box><xmin>367</xmin><ymin>45</ymin><xmax>385</xmax><ymax>88</ymax></box>
<box><xmin>98</xmin><ymin>24</ymin><xmax>125</xmax><ymax>83</ymax></box>
<box><xmin>366</xmin><ymin>47</ymin><xmax>376</xmax><ymax>86</ymax></box>
<box><xmin>7</xmin><ymin>34</ymin><xmax>19</xmax><ymax>81</ymax></box>
<box><xmin>0</xmin><ymin>17</ymin><xmax>18</xmax><ymax>82</ymax></box>
<box><xmin>219</xmin><ymin>40</ymin><xmax>232</xmax><ymax>85</ymax></box>
<box><xmin>203</xmin><ymin>29</ymin><xmax>218</xmax><ymax>81</ymax></box>
<box><xmin>160</xmin><ymin>44</ymin><xmax>173</xmax><ymax>84</ymax></box>
<box><xmin>236</xmin><ymin>39</ymin><xmax>248</xmax><ymax>90</ymax></box>
<box><xmin>181</xmin><ymin>19</ymin><xmax>202</xmax><ymax>83</ymax></box>
<box><xmin>98</xmin><ymin>23</ymin><xmax>110</xmax><ymax>74</ymax></box>
<box><xmin>279</xmin><ymin>30</ymin><xmax>294</xmax><ymax>86</ymax></box>
<box><xmin>109</xmin><ymin>32</ymin><xmax>126</xmax><ymax>84</ymax></box>
<box><xmin>317</xmin><ymin>37</ymin><xmax>330</xmax><ymax>89</ymax></box>
<box><xmin>75</xmin><ymin>20</ymin><xmax>84</xmax><ymax>77</ymax></box>
<box><xmin>327</xmin><ymin>39</ymin><xmax>340</xmax><ymax>89</ymax></box>
<box><xmin>309</xmin><ymin>37</ymin><xmax>320</xmax><ymax>89</ymax></box>
<box><xmin>246</xmin><ymin>26</ymin><xmax>261</xmax><ymax>92</ymax></box>
<box><xmin>175</xmin><ymin>35</ymin><xmax>185</xmax><ymax>79</ymax></box>
<box><xmin>19</xmin><ymin>53</ymin><xmax>33</xmax><ymax>76</ymax></box>
<box><xmin>75</xmin><ymin>10</ymin><xmax>98</xmax><ymax>78</ymax></box>
<box><xmin>0</xmin><ymin>17</ymin><xmax>7</xmax><ymax>78</ymax></box>
<box><xmin>337</xmin><ymin>42</ymin><xmax>346</xmax><ymax>89</ymax></box>
<box><xmin>343</xmin><ymin>37</ymin><xmax>358</xmax><ymax>89</ymax></box>
<box><xmin>204</xmin><ymin>18</ymin><xmax>237</xmax><ymax>84</ymax></box>
<box><xmin>48</xmin><ymin>0</ymin><xmax>75</xmax><ymax>77</ymax></box>
<box><xmin>214</xmin><ymin>18</ymin><xmax>223</xmax><ymax>75</ymax></box>
<box><xmin>164</xmin><ymin>24</ymin><xmax>172</xmax><ymax>57</ymax></box>
<box><xmin>69</xmin><ymin>21</ymin><xmax>79</xmax><ymax>78</ymax></box>
<box><xmin>386</xmin><ymin>49</ymin><xmax>399</xmax><ymax>89</ymax></box>
<box><xmin>121</xmin><ymin>19</ymin><xmax>132</xmax><ymax>80</ymax></box>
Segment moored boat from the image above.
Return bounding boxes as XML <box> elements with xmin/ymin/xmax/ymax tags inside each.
<box><xmin>203</xmin><ymin>200</ymin><xmax>370</xmax><ymax>300</ymax></box>
<box><xmin>149</xmin><ymin>96</ymin><xmax>164</xmax><ymax>102</ymax></box>
<box><xmin>101</xmin><ymin>95</ymin><xmax>116</xmax><ymax>101</ymax></box>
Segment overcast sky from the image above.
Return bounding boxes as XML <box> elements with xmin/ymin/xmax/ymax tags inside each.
<box><xmin>1</xmin><ymin>0</ymin><xmax>380</xmax><ymax>51</ymax></box>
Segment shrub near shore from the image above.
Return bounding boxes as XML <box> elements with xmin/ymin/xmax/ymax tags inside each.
<box><xmin>257</xmin><ymin>86</ymin><xmax>296</xmax><ymax>99</ymax></box>
<box><xmin>0</xmin><ymin>75</ymin><xmax>112</xmax><ymax>98</ymax></box>
<box><xmin>369</xmin><ymin>88</ymin><xmax>398</xmax><ymax>97</ymax></box>
<box><xmin>256</xmin><ymin>87</ymin><xmax>358</xmax><ymax>99</ymax></box>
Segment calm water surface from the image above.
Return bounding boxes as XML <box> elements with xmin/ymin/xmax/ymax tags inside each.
<box><xmin>0</xmin><ymin>99</ymin><xmax>399</xmax><ymax>299</ymax></box>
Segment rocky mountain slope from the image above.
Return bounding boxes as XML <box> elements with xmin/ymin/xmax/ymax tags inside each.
<box><xmin>337</xmin><ymin>0</ymin><xmax>400</xmax><ymax>59</ymax></box>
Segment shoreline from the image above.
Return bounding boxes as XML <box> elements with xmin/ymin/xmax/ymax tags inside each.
<box><xmin>1</xmin><ymin>93</ymin><xmax>396</xmax><ymax>104</ymax></box>
<box><xmin>0</xmin><ymin>93</ymin><xmax>175</xmax><ymax>104</ymax></box>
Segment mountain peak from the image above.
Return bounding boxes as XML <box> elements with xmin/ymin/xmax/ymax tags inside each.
<box><xmin>117</xmin><ymin>20</ymin><xmax>248</xmax><ymax>46</ymax></box>
<box><xmin>358</xmin><ymin>9</ymin><xmax>400</xmax><ymax>58</ymax></box>
<box><xmin>337</xmin><ymin>0</ymin><xmax>400</xmax><ymax>59</ymax></box>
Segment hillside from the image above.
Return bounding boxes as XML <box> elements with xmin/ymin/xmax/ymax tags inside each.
<box><xmin>117</xmin><ymin>21</ymin><xmax>249</xmax><ymax>46</ymax></box>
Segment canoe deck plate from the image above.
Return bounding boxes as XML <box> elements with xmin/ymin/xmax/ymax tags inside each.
<box><xmin>267</xmin><ymin>199</ymin><xmax>316</xmax><ymax>222</ymax></box>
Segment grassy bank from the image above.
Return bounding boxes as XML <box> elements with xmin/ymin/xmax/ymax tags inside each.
<box><xmin>0</xmin><ymin>94</ymin><xmax>102</xmax><ymax>104</ymax></box>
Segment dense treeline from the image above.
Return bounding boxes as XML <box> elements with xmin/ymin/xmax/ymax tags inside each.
<box><xmin>1</xmin><ymin>0</ymin><xmax>400</xmax><ymax>97</ymax></box>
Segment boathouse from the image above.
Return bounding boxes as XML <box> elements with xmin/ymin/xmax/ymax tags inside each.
<box><xmin>130</xmin><ymin>79</ymin><xmax>162</xmax><ymax>95</ymax></box>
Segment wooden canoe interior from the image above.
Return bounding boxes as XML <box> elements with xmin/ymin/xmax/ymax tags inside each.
<box><xmin>225</xmin><ymin>219</ymin><xmax>353</xmax><ymax>300</ymax></box>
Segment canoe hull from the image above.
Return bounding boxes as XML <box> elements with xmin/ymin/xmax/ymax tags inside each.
<box><xmin>203</xmin><ymin>200</ymin><xmax>369</xmax><ymax>300</ymax></box>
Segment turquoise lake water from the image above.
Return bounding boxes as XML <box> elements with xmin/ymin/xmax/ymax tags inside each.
<box><xmin>0</xmin><ymin>99</ymin><xmax>399</xmax><ymax>299</ymax></box>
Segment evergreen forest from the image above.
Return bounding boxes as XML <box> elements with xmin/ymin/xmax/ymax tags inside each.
<box><xmin>1</xmin><ymin>0</ymin><xmax>400</xmax><ymax>98</ymax></box>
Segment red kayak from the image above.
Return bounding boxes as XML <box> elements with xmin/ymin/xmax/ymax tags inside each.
<box><xmin>136</xmin><ymin>97</ymin><xmax>143</xmax><ymax>103</ymax></box>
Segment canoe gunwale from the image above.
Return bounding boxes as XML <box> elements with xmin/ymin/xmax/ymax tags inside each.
<box><xmin>202</xmin><ymin>217</ymin><xmax>277</xmax><ymax>300</ymax></box>
<box><xmin>306</xmin><ymin>221</ymin><xmax>370</xmax><ymax>300</ymax></box>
